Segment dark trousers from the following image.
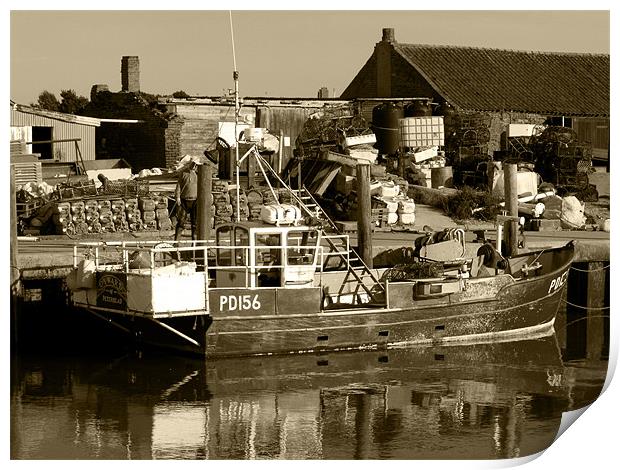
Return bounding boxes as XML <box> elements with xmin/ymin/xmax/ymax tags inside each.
<box><xmin>175</xmin><ymin>199</ymin><xmax>197</xmax><ymax>240</ymax></box>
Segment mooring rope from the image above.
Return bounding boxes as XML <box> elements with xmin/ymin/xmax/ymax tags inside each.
<box><xmin>570</xmin><ymin>264</ymin><xmax>610</xmax><ymax>273</ymax></box>
<box><xmin>561</xmin><ymin>298</ymin><xmax>610</xmax><ymax>310</ymax></box>
<box><xmin>564</xmin><ymin>315</ymin><xmax>610</xmax><ymax>328</ymax></box>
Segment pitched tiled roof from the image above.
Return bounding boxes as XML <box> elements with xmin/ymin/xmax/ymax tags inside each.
<box><xmin>395</xmin><ymin>44</ymin><xmax>609</xmax><ymax>117</ymax></box>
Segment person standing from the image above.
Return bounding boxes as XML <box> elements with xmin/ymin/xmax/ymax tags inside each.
<box><xmin>175</xmin><ymin>162</ymin><xmax>199</xmax><ymax>240</ymax></box>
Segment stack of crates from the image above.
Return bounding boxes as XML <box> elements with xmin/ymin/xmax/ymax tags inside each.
<box><xmin>246</xmin><ymin>189</ymin><xmax>264</xmax><ymax>221</ymax></box>
<box><xmin>154</xmin><ymin>194</ymin><xmax>172</xmax><ymax>231</ymax></box>
<box><xmin>139</xmin><ymin>197</ymin><xmax>157</xmax><ymax>231</ymax></box>
<box><xmin>84</xmin><ymin>200</ymin><xmax>101</xmax><ymax>234</ymax></box>
<box><xmin>124</xmin><ymin>198</ymin><xmax>143</xmax><ymax>231</ymax></box>
<box><xmin>53</xmin><ymin>202</ymin><xmax>74</xmax><ymax>235</ymax></box>
<box><xmin>230</xmin><ymin>189</ymin><xmax>249</xmax><ymax>221</ymax></box>
<box><xmin>70</xmin><ymin>201</ymin><xmax>89</xmax><ymax>235</ymax></box>
<box><xmin>111</xmin><ymin>199</ymin><xmax>129</xmax><ymax>232</ymax></box>
<box><xmin>97</xmin><ymin>200</ymin><xmax>115</xmax><ymax>233</ymax></box>
<box><xmin>212</xmin><ymin>181</ymin><xmax>233</xmax><ymax>226</ymax></box>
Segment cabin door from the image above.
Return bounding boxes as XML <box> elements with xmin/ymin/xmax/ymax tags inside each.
<box><xmin>283</xmin><ymin>230</ymin><xmax>318</xmax><ymax>287</ymax></box>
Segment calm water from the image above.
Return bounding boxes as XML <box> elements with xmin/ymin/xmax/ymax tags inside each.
<box><xmin>10</xmin><ymin>331</ymin><xmax>607</xmax><ymax>460</ymax></box>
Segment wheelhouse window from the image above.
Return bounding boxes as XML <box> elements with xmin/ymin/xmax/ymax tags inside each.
<box><xmin>235</xmin><ymin>227</ymin><xmax>249</xmax><ymax>266</ymax></box>
<box><xmin>255</xmin><ymin>233</ymin><xmax>281</xmax><ymax>267</ymax></box>
<box><xmin>216</xmin><ymin>226</ymin><xmax>233</xmax><ymax>266</ymax></box>
<box><xmin>287</xmin><ymin>230</ymin><xmax>318</xmax><ymax>265</ymax></box>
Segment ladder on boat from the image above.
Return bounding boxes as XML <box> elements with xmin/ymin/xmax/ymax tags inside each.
<box><xmin>250</xmin><ymin>150</ymin><xmax>386</xmax><ymax>306</ymax></box>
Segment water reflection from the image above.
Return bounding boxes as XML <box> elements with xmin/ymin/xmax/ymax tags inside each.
<box><xmin>11</xmin><ymin>334</ymin><xmax>607</xmax><ymax>460</ymax></box>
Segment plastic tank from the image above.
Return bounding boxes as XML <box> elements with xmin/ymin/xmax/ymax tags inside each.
<box><xmin>435</xmin><ymin>101</ymin><xmax>456</xmax><ymax>128</ymax></box>
<box><xmin>405</xmin><ymin>100</ymin><xmax>432</xmax><ymax>117</ymax></box>
<box><xmin>372</xmin><ymin>102</ymin><xmax>404</xmax><ymax>156</ymax></box>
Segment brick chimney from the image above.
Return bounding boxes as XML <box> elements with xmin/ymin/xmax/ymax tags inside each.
<box><xmin>376</xmin><ymin>28</ymin><xmax>396</xmax><ymax>97</ymax></box>
<box><xmin>121</xmin><ymin>56</ymin><xmax>140</xmax><ymax>92</ymax></box>
<box><xmin>317</xmin><ymin>86</ymin><xmax>330</xmax><ymax>99</ymax></box>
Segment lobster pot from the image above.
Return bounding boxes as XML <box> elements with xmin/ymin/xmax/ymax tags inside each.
<box><xmin>212</xmin><ymin>180</ymin><xmax>229</xmax><ymax>193</ymax></box>
<box><xmin>56</xmin><ymin>202</ymin><xmax>71</xmax><ymax>216</ymax></box>
<box><xmin>112</xmin><ymin>212</ymin><xmax>127</xmax><ymax>223</ymax></box>
<box><xmin>84</xmin><ymin>200</ymin><xmax>99</xmax><ymax>213</ymax></box>
<box><xmin>139</xmin><ymin>198</ymin><xmax>156</xmax><ymax>211</ymax></box>
<box><xmin>387</xmin><ymin>212</ymin><xmax>399</xmax><ymax>225</ymax></box>
<box><xmin>72</xmin><ymin>213</ymin><xmax>86</xmax><ymax>224</ymax></box>
<box><xmin>398</xmin><ymin>199</ymin><xmax>416</xmax><ymax>214</ymax></box>
<box><xmin>246</xmin><ymin>189</ymin><xmax>264</xmax><ymax>205</ymax></box>
<box><xmin>52</xmin><ymin>213</ymin><xmax>72</xmax><ymax>226</ymax></box>
<box><xmin>97</xmin><ymin>200</ymin><xmax>111</xmax><ymax>211</ymax></box>
<box><xmin>111</xmin><ymin>199</ymin><xmax>126</xmax><ymax>213</ymax></box>
<box><xmin>143</xmin><ymin>220</ymin><xmax>158</xmax><ymax>231</ymax></box>
<box><xmin>399</xmin><ymin>212</ymin><xmax>416</xmax><ymax>225</ymax></box>
<box><xmin>278</xmin><ymin>189</ymin><xmax>295</xmax><ymax>204</ymax></box>
<box><xmin>58</xmin><ymin>222</ymin><xmax>76</xmax><ymax>236</ymax></box>
<box><xmin>99</xmin><ymin>210</ymin><xmax>114</xmax><ymax>225</ymax></box>
<box><xmin>213</xmin><ymin>192</ymin><xmax>230</xmax><ymax>205</ymax></box>
<box><xmin>124</xmin><ymin>198</ymin><xmax>139</xmax><ymax>212</ymax></box>
<box><xmin>215</xmin><ymin>203</ymin><xmax>234</xmax><ymax>217</ymax></box>
<box><xmin>158</xmin><ymin>218</ymin><xmax>173</xmax><ymax>230</ymax></box>
<box><xmin>74</xmin><ymin>222</ymin><xmax>89</xmax><ymax>236</ymax></box>
<box><xmin>214</xmin><ymin>215</ymin><xmax>232</xmax><ymax>226</ymax></box>
<box><xmin>85</xmin><ymin>211</ymin><xmax>100</xmax><ymax>223</ymax></box>
<box><xmin>114</xmin><ymin>218</ymin><xmax>129</xmax><ymax>232</ymax></box>
<box><xmin>154</xmin><ymin>195</ymin><xmax>168</xmax><ymax>209</ymax></box>
<box><xmin>128</xmin><ymin>220</ymin><xmax>143</xmax><ymax>232</ymax></box>
<box><xmin>142</xmin><ymin>210</ymin><xmax>156</xmax><ymax>222</ymax></box>
<box><xmin>230</xmin><ymin>191</ymin><xmax>248</xmax><ymax>206</ymax></box>
<box><xmin>155</xmin><ymin>208</ymin><xmax>170</xmax><ymax>220</ymax></box>
<box><xmin>88</xmin><ymin>221</ymin><xmax>102</xmax><ymax>234</ymax></box>
<box><xmin>399</xmin><ymin>116</ymin><xmax>445</xmax><ymax>148</ymax></box>
<box><xmin>262</xmin><ymin>189</ymin><xmax>279</xmax><ymax>205</ymax></box>
<box><xmin>71</xmin><ymin>201</ymin><xmax>85</xmax><ymax>214</ymax></box>
<box><xmin>248</xmin><ymin>203</ymin><xmax>263</xmax><ymax>220</ymax></box>
<box><xmin>126</xmin><ymin>209</ymin><xmax>141</xmax><ymax>223</ymax></box>
<box><xmin>235</xmin><ymin>204</ymin><xmax>250</xmax><ymax>218</ymax></box>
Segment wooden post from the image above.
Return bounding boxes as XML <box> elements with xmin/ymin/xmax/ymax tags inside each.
<box><xmin>10</xmin><ymin>165</ymin><xmax>21</xmax><ymax>346</ymax></box>
<box><xmin>586</xmin><ymin>261</ymin><xmax>607</xmax><ymax>361</ymax></box>
<box><xmin>196</xmin><ymin>164</ymin><xmax>212</xmax><ymax>241</ymax></box>
<box><xmin>356</xmin><ymin>163</ymin><xmax>373</xmax><ymax>268</ymax></box>
<box><xmin>503</xmin><ymin>163</ymin><xmax>519</xmax><ymax>256</ymax></box>
<box><xmin>278</xmin><ymin>130</ymin><xmax>284</xmax><ymax>175</ymax></box>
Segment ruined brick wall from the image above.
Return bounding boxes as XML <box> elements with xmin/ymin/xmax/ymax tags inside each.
<box><xmin>488</xmin><ymin>112</ymin><xmax>547</xmax><ymax>152</ymax></box>
<box><xmin>164</xmin><ymin>115</ymin><xmax>184</xmax><ymax>168</ymax></box>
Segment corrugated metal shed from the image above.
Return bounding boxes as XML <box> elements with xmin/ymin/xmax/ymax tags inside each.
<box><xmin>10</xmin><ymin>105</ymin><xmax>100</xmax><ymax>162</ymax></box>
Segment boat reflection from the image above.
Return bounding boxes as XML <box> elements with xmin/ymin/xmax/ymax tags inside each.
<box><xmin>11</xmin><ymin>335</ymin><xmax>601</xmax><ymax>459</ymax></box>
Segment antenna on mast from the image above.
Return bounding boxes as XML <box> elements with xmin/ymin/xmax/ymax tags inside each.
<box><xmin>229</xmin><ymin>10</ymin><xmax>241</xmax><ymax>221</ymax></box>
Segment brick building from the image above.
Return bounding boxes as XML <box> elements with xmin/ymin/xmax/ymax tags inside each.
<box><xmin>341</xmin><ymin>28</ymin><xmax>610</xmax><ymax>162</ymax></box>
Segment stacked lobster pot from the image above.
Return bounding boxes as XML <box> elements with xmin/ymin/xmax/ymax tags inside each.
<box><xmin>53</xmin><ymin>202</ymin><xmax>74</xmax><ymax>235</ymax></box>
<box><xmin>154</xmin><ymin>194</ymin><xmax>172</xmax><ymax>231</ymax></box>
<box><xmin>111</xmin><ymin>199</ymin><xmax>129</xmax><ymax>232</ymax></box>
<box><xmin>97</xmin><ymin>200</ymin><xmax>115</xmax><ymax>233</ymax></box>
<box><xmin>262</xmin><ymin>188</ymin><xmax>279</xmax><ymax>205</ymax></box>
<box><xmin>246</xmin><ymin>189</ymin><xmax>264</xmax><ymax>221</ymax></box>
<box><xmin>230</xmin><ymin>189</ymin><xmax>249</xmax><ymax>221</ymax></box>
<box><xmin>124</xmin><ymin>198</ymin><xmax>143</xmax><ymax>231</ymax></box>
<box><xmin>70</xmin><ymin>201</ymin><xmax>89</xmax><ymax>236</ymax></box>
<box><xmin>212</xmin><ymin>181</ymin><xmax>233</xmax><ymax>226</ymax></box>
<box><xmin>84</xmin><ymin>200</ymin><xmax>102</xmax><ymax>234</ymax></box>
<box><xmin>139</xmin><ymin>197</ymin><xmax>158</xmax><ymax>231</ymax></box>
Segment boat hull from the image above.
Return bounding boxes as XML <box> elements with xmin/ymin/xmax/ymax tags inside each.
<box><xmin>71</xmin><ymin>243</ymin><xmax>574</xmax><ymax>357</ymax></box>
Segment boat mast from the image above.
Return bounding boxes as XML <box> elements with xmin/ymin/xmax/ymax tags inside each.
<box><xmin>230</xmin><ymin>10</ymin><xmax>241</xmax><ymax>222</ymax></box>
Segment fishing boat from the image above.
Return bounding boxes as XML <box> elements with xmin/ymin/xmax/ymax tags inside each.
<box><xmin>65</xmin><ymin>14</ymin><xmax>574</xmax><ymax>356</ymax></box>
<box><xmin>66</xmin><ymin>206</ymin><xmax>575</xmax><ymax>357</ymax></box>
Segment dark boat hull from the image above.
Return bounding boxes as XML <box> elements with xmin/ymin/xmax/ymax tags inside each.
<box><xmin>74</xmin><ymin>242</ymin><xmax>575</xmax><ymax>357</ymax></box>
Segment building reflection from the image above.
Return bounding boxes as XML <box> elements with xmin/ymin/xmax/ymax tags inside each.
<box><xmin>11</xmin><ymin>334</ymin><xmax>603</xmax><ymax>460</ymax></box>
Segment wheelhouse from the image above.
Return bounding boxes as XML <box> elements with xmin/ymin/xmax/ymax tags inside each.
<box><xmin>213</xmin><ymin>222</ymin><xmax>321</xmax><ymax>289</ymax></box>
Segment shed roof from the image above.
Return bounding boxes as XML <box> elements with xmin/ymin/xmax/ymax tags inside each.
<box><xmin>11</xmin><ymin>103</ymin><xmax>102</xmax><ymax>127</ymax></box>
<box><xmin>394</xmin><ymin>44</ymin><xmax>609</xmax><ymax>117</ymax></box>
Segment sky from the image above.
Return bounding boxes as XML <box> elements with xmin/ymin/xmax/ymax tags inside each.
<box><xmin>7</xmin><ymin>4</ymin><xmax>612</xmax><ymax>106</ymax></box>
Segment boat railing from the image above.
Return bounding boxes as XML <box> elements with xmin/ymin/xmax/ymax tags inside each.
<box><xmin>72</xmin><ymin>240</ymin><xmax>325</xmax><ymax>280</ymax></box>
